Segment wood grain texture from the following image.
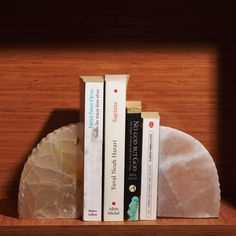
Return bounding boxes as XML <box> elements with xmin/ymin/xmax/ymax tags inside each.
<box><xmin>1</xmin><ymin>226</ymin><xmax>236</xmax><ymax>236</ymax></box>
<box><xmin>0</xmin><ymin>1</ymin><xmax>235</xmax><ymax>234</ymax></box>
<box><xmin>0</xmin><ymin>44</ymin><xmax>218</xmax><ymax>199</ymax></box>
<box><xmin>0</xmin><ymin>200</ymin><xmax>235</xmax><ymax>226</ymax></box>
<box><xmin>0</xmin><ymin>200</ymin><xmax>235</xmax><ymax>235</ymax></box>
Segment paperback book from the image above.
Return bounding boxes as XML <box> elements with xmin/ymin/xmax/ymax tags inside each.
<box><xmin>124</xmin><ymin>101</ymin><xmax>143</xmax><ymax>221</ymax></box>
<box><xmin>80</xmin><ymin>76</ymin><xmax>104</xmax><ymax>221</ymax></box>
<box><xmin>103</xmin><ymin>74</ymin><xmax>129</xmax><ymax>221</ymax></box>
<box><xmin>140</xmin><ymin>112</ymin><xmax>160</xmax><ymax>220</ymax></box>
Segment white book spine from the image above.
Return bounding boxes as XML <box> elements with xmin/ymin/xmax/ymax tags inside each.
<box><xmin>140</xmin><ymin>114</ymin><xmax>160</xmax><ymax>220</ymax></box>
<box><xmin>83</xmin><ymin>82</ymin><xmax>104</xmax><ymax>221</ymax></box>
<box><xmin>104</xmin><ymin>75</ymin><xmax>128</xmax><ymax>221</ymax></box>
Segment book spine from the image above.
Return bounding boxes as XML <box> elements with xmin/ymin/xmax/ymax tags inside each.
<box><xmin>103</xmin><ymin>76</ymin><xmax>127</xmax><ymax>221</ymax></box>
<box><xmin>124</xmin><ymin>113</ymin><xmax>143</xmax><ymax>221</ymax></box>
<box><xmin>83</xmin><ymin>82</ymin><xmax>104</xmax><ymax>221</ymax></box>
<box><xmin>140</xmin><ymin>117</ymin><xmax>160</xmax><ymax>220</ymax></box>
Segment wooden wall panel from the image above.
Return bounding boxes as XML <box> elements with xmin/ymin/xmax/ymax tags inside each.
<box><xmin>0</xmin><ymin>44</ymin><xmax>218</xmax><ymax>199</ymax></box>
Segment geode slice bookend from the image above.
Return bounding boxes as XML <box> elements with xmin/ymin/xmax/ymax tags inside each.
<box><xmin>18</xmin><ymin>123</ymin><xmax>83</xmax><ymax>219</ymax></box>
<box><xmin>158</xmin><ymin>126</ymin><xmax>221</xmax><ymax>218</ymax></box>
<box><xmin>18</xmin><ymin>123</ymin><xmax>221</xmax><ymax>219</ymax></box>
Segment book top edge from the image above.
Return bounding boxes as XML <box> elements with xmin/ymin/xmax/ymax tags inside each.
<box><xmin>80</xmin><ymin>76</ymin><xmax>104</xmax><ymax>82</ymax></box>
<box><xmin>105</xmin><ymin>74</ymin><xmax>129</xmax><ymax>82</ymax></box>
<box><xmin>141</xmin><ymin>112</ymin><xmax>160</xmax><ymax>119</ymax></box>
<box><xmin>126</xmin><ymin>101</ymin><xmax>142</xmax><ymax>113</ymax></box>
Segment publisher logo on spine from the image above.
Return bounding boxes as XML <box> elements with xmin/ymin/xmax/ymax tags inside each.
<box><xmin>129</xmin><ymin>185</ymin><xmax>136</xmax><ymax>193</ymax></box>
<box><xmin>149</xmin><ymin>121</ymin><xmax>154</xmax><ymax>128</ymax></box>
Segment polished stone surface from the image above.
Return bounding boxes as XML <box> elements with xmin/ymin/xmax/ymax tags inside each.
<box><xmin>19</xmin><ymin>123</ymin><xmax>221</xmax><ymax>219</ymax></box>
<box><xmin>158</xmin><ymin>126</ymin><xmax>221</xmax><ymax>218</ymax></box>
<box><xmin>18</xmin><ymin>123</ymin><xmax>83</xmax><ymax>219</ymax></box>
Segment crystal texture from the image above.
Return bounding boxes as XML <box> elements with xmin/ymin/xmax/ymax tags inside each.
<box><xmin>157</xmin><ymin>126</ymin><xmax>221</xmax><ymax>218</ymax></box>
<box><xmin>18</xmin><ymin>123</ymin><xmax>83</xmax><ymax>219</ymax></box>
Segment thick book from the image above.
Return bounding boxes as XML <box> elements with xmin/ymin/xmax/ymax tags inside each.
<box><xmin>80</xmin><ymin>76</ymin><xmax>104</xmax><ymax>221</ymax></box>
<box><xmin>140</xmin><ymin>112</ymin><xmax>160</xmax><ymax>220</ymax></box>
<box><xmin>124</xmin><ymin>101</ymin><xmax>143</xmax><ymax>221</ymax></box>
<box><xmin>103</xmin><ymin>74</ymin><xmax>129</xmax><ymax>221</ymax></box>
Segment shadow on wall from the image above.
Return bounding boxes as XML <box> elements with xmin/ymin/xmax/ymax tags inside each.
<box><xmin>1</xmin><ymin>109</ymin><xmax>79</xmax><ymax>217</ymax></box>
<box><xmin>218</xmin><ymin>45</ymin><xmax>236</xmax><ymax>207</ymax></box>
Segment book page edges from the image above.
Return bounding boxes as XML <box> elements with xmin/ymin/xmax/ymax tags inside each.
<box><xmin>126</xmin><ymin>101</ymin><xmax>142</xmax><ymax>113</ymax></box>
<box><xmin>105</xmin><ymin>74</ymin><xmax>129</xmax><ymax>84</ymax></box>
<box><xmin>141</xmin><ymin>112</ymin><xmax>160</xmax><ymax>119</ymax></box>
<box><xmin>80</xmin><ymin>76</ymin><xmax>104</xmax><ymax>83</ymax></box>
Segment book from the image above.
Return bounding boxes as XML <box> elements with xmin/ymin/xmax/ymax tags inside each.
<box><xmin>140</xmin><ymin>112</ymin><xmax>160</xmax><ymax>220</ymax></box>
<box><xmin>80</xmin><ymin>76</ymin><xmax>104</xmax><ymax>221</ymax></box>
<box><xmin>103</xmin><ymin>74</ymin><xmax>129</xmax><ymax>221</ymax></box>
<box><xmin>124</xmin><ymin>101</ymin><xmax>143</xmax><ymax>221</ymax></box>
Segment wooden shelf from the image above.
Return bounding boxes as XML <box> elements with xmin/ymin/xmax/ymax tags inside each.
<box><xmin>0</xmin><ymin>200</ymin><xmax>235</xmax><ymax>235</ymax></box>
<box><xmin>0</xmin><ymin>2</ymin><xmax>236</xmax><ymax>235</ymax></box>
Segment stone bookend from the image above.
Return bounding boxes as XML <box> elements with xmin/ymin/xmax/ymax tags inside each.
<box><xmin>18</xmin><ymin>123</ymin><xmax>83</xmax><ymax>219</ymax></box>
<box><xmin>158</xmin><ymin>126</ymin><xmax>221</xmax><ymax>218</ymax></box>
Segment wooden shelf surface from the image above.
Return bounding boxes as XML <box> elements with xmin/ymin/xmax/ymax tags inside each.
<box><xmin>0</xmin><ymin>200</ymin><xmax>235</xmax><ymax>235</ymax></box>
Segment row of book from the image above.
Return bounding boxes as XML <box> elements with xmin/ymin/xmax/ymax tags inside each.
<box><xmin>80</xmin><ymin>75</ymin><xmax>160</xmax><ymax>221</ymax></box>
